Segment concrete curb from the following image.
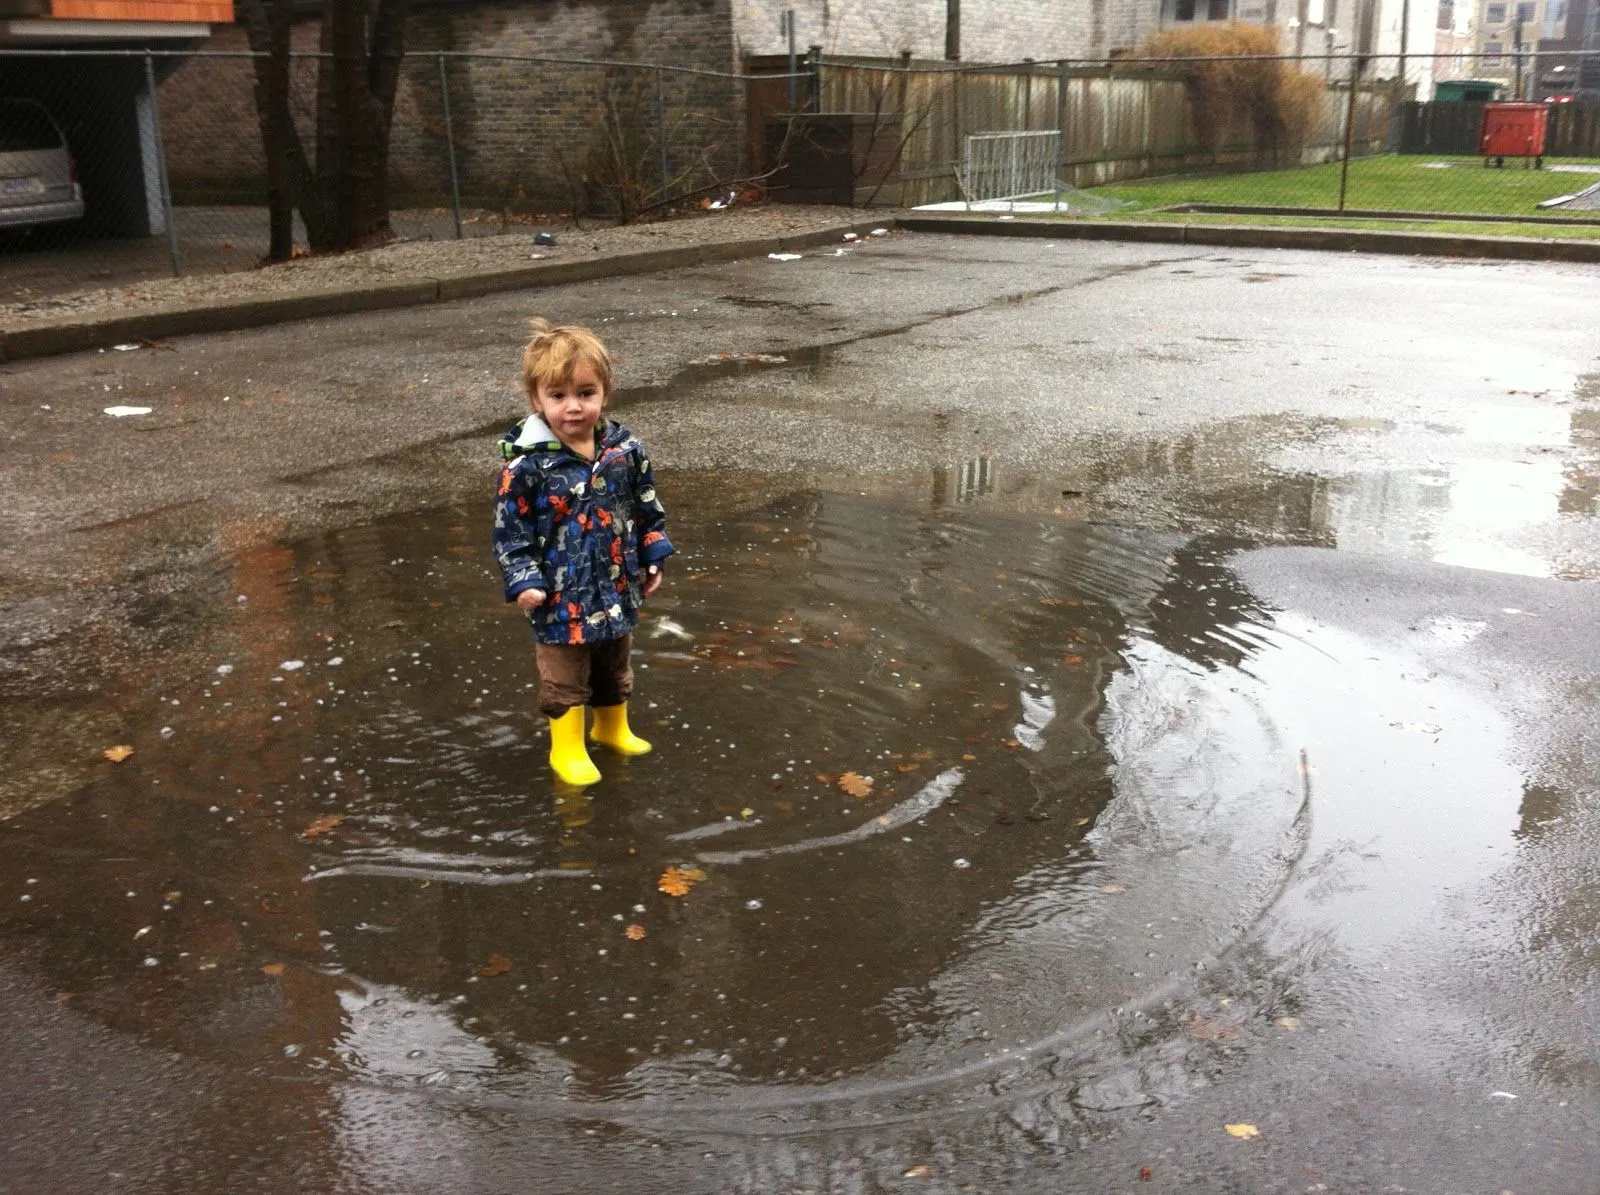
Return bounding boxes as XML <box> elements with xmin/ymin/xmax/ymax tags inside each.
<box><xmin>0</xmin><ymin>218</ymin><xmax>895</xmax><ymax>365</ymax></box>
<box><xmin>895</xmin><ymin>214</ymin><xmax>1600</xmax><ymax>264</ymax></box>
<box><xmin>7</xmin><ymin>210</ymin><xmax>1595</xmax><ymax>363</ymax></box>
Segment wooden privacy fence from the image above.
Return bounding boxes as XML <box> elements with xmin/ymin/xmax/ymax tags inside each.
<box><xmin>815</xmin><ymin>56</ymin><xmax>1393</xmax><ymax>206</ymax></box>
<box><xmin>1400</xmin><ymin>100</ymin><xmax>1600</xmax><ymax>157</ymax></box>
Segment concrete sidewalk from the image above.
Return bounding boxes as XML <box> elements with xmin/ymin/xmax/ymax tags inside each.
<box><xmin>4</xmin><ymin>206</ymin><xmax>1596</xmax><ymax>364</ymax></box>
<box><xmin>900</xmin><ymin>212</ymin><xmax>1600</xmax><ymax>262</ymax></box>
<box><xmin>0</xmin><ymin>208</ymin><xmax>895</xmax><ymax>363</ymax></box>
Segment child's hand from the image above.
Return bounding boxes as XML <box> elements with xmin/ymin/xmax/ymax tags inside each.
<box><xmin>642</xmin><ymin>565</ymin><xmax>664</xmax><ymax>599</ymax></box>
<box><xmin>516</xmin><ymin>588</ymin><xmax>547</xmax><ymax>612</ymax></box>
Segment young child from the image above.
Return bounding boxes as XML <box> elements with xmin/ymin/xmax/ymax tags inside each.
<box><xmin>493</xmin><ymin>319</ymin><xmax>673</xmax><ymax>787</ymax></box>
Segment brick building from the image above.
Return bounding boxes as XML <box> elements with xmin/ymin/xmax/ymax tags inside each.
<box><xmin>733</xmin><ymin>0</ymin><xmax>1363</xmax><ymax>65</ymax></box>
<box><xmin>160</xmin><ymin>0</ymin><xmax>744</xmax><ymax>212</ymax></box>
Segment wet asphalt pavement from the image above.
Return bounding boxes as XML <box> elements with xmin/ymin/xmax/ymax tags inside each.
<box><xmin>1</xmin><ymin>233</ymin><xmax>1598</xmax><ymax>1193</ymax></box>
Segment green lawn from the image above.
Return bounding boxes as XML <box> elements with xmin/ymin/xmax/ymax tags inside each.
<box><xmin>1120</xmin><ymin>210</ymin><xmax>1600</xmax><ymax>240</ymax></box>
<box><xmin>1085</xmin><ymin>154</ymin><xmax>1600</xmax><ymax>219</ymax></box>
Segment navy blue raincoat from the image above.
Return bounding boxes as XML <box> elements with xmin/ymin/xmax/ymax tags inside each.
<box><xmin>492</xmin><ymin>414</ymin><xmax>674</xmax><ymax>645</ymax></box>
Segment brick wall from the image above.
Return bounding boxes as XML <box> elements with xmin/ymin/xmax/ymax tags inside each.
<box><xmin>159</xmin><ymin>0</ymin><xmax>742</xmax><ymax>212</ymax></box>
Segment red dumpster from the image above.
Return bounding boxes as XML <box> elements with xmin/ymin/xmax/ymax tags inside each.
<box><xmin>1478</xmin><ymin>102</ymin><xmax>1549</xmax><ymax>168</ymax></box>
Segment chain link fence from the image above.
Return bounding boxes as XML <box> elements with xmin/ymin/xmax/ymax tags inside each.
<box><xmin>5</xmin><ymin>46</ymin><xmax>1600</xmax><ymax>303</ymax></box>
<box><xmin>1</xmin><ymin>49</ymin><xmax>767</xmax><ymax>301</ymax></box>
<box><xmin>817</xmin><ymin>50</ymin><xmax>1600</xmax><ymax>227</ymax></box>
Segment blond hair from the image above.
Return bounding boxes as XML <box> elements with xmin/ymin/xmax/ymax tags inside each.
<box><xmin>521</xmin><ymin>318</ymin><xmax>613</xmax><ymax>405</ymax></box>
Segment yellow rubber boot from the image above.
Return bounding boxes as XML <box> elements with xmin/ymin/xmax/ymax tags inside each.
<box><xmin>590</xmin><ymin>702</ymin><xmax>652</xmax><ymax>756</ymax></box>
<box><xmin>547</xmin><ymin>708</ymin><xmax>601</xmax><ymax>787</ymax></box>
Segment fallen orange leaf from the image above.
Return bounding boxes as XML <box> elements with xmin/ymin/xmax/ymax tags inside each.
<box><xmin>838</xmin><ymin>772</ymin><xmax>873</xmax><ymax>798</ymax></box>
<box><xmin>658</xmin><ymin>865</ymin><xmax>707</xmax><ymax>897</ymax></box>
<box><xmin>103</xmin><ymin>745</ymin><xmax>134</xmax><ymax>763</ymax></box>
<box><xmin>895</xmin><ymin>763</ymin><xmax>920</xmax><ymax>773</ymax></box>
<box><xmin>301</xmin><ymin>813</ymin><xmax>344</xmax><ymax>840</ymax></box>
<box><xmin>1224</xmin><ymin>1123</ymin><xmax>1259</xmax><ymax>1139</ymax></box>
<box><xmin>1187</xmin><ymin>1014</ymin><xmax>1239</xmax><ymax>1042</ymax></box>
<box><xmin>624</xmin><ymin>924</ymin><xmax>647</xmax><ymax>940</ymax></box>
<box><xmin>479</xmin><ymin>953</ymin><xmax>512</xmax><ymax>977</ymax></box>
<box><xmin>261</xmin><ymin>962</ymin><xmax>285</xmax><ymax>976</ymax></box>
<box><xmin>258</xmin><ymin>897</ymin><xmax>287</xmax><ymax>915</ymax></box>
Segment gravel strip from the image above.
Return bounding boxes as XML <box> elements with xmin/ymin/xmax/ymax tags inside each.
<box><xmin>0</xmin><ymin>205</ymin><xmax>884</xmax><ymax>332</ymax></box>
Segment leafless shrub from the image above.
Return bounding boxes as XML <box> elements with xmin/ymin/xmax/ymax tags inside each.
<box><xmin>1129</xmin><ymin>25</ymin><xmax>1324</xmax><ymax>166</ymax></box>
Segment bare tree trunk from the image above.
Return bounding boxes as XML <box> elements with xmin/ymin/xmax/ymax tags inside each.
<box><xmin>238</xmin><ymin>0</ymin><xmax>311</xmax><ymax>260</ymax></box>
<box><xmin>239</xmin><ymin>0</ymin><xmax>410</xmax><ymax>257</ymax></box>
<box><xmin>328</xmin><ymin>0</ymin><xmax>409</xmax><ymax>249</ymax></box>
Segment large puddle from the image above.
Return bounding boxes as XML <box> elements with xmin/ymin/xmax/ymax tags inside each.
<box><xmin>0</xmin><ymin>481</ymin><xmax>1321</xmax><ymax>1136</ymax></box>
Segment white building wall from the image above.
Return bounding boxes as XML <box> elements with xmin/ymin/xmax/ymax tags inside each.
<box><xmin>733</xmin><ymin>0</ymin><xmax>1102</xmax><ymax>61</ymax></box>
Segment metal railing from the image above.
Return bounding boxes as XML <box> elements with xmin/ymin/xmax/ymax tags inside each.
<box><xmin>962</xmin><ymin>131</ymin><xmax>1062</xmax><ymax>202</ymax></box>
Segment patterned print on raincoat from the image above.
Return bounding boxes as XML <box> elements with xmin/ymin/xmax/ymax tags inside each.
<box><xmin>492</xmin><ymin>413</ymin><xmax>674</xmax><ymax>645</ymax></box>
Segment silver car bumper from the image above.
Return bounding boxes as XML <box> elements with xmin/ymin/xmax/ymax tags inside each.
<box><xmin>0</xmin><ymin>186</ymin><xmax>85</xmax><ymax>230</ymax></box>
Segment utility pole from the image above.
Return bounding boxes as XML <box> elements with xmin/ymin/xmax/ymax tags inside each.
<box><xmin>946</xmin><ymin>0</ymin><xmax>961</xmax><ymax>60</ymax></box>
<box><xmin>782</xmin><ymin>9</ymin><xmax>798</xmax><ymax>108</ymax></box>
<box><xmin>1513</xmin><ymin>14</ymin><xmax>1524</xmax><ymax>99</ymax></box>
<box><xmin>1398</xmin><ymin>0</ymin><xmax>1409</xmax><ymax>88</ymax></box>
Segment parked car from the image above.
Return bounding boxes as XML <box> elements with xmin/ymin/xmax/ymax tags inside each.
<box><xmin>0</xmin><ymin>98</ymin><xmax>85</xmax><ymax>230</ymax></box>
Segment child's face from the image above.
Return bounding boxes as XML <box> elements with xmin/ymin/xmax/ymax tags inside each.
<box><xmin>533</xmin><ymin>361</ymin><xmax>606</xmax><ymax>448</ymax></box>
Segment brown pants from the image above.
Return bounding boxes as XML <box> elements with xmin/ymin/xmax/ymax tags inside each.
<box><xmin>534</xmin><ymin>634</ymin><xmax>634</xmax><ymax>718</ymax></box>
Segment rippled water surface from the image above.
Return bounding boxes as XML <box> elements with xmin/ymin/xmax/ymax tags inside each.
<box><xmin>0</xmin><ymin>481</ymin><xmax>1327</xmax><ymax>1133</ymax></box>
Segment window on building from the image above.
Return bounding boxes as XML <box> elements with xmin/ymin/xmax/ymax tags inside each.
<box><xmin>1515</xmin><ymin>1</ymin><xmax>1536</xmax><ymax>22</ymax></box>
<box><xmin>1306</xmin><ymin>0</ymin><xmax>1326</xmax><ymax>21</ymax></box>
<box><xmin>1483</xmin><ymin>38</ymin><xmax>1503</xmax><ymax>60</ymax></box>
<box><xmin>1438</xmin><ymin>0</ymin><xmax>1454</xmax><ymax>29</ymax></box>
<box><xmin>1486</xmin><ymin>2</ymin><xmax>1506</xmax><ymax>21</ymax></box>
<box><xmin>1543</xmin><ymin>0</ymin><xmax>1566</xmax><ymax>38</ymax></box>
<box><xmin>1171</xmin><ymin>0</ymin><xmax>1230</xmax><ymax>19</ymax></box>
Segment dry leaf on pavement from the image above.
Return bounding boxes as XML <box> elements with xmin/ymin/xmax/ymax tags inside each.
<box><xmin>658</xmin><ymin>865</ymin><xmax>707</xmax><ymax>897</ymax></box>
<box><xmin>103</xmin><ymin>745</ymin><xmax>134</xmax><ymax>763</ymax></box>
<box><xmin>301</xmin><ymin>813</ymin><xmax>344</xmax><ymax>839</ymax></box>
<box><xmin>1187</xmin><ymin>1015</ymin><xmax>1239</xmax><ymax>1042</ymax></box>
<box><xmin>478</xmin><ymin>953</ymin><xmax>512</xmax><ymax>977</ymax></box>
<box><xmin>1224</xmin><ymin>1123</ymin><xmax>1259</xmax><ymax>1139</ymax></box>
<box><xmin>837</xmin><ymin>771</ymin><xmax>873</xmax><ymax>798</ymax></box>
<box><xmin>261</xmin><ymin>962</ymin><xmax>285</xmax><ymax>976</ymax></box>
<box><xmin>624</xmin><ymin>924</ymin><xmax>647</xmax><ymax>940</ymax></box>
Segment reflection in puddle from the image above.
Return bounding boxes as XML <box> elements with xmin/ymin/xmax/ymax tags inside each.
<box><xmin>0</xmin><ymin>410</ymin><xmax>1592</xmax><ymax>1164</ymax></box>
<box><xmin>0</xmin><ymin>487</ymin><xmax>1311</xmax><ymax>1126</ymax></box>
<box><xmin>1137</xmin><ymin>407</ymin><xmax>1600</xmax><ymax>580</ymax></box>
<box><xmin>1322</xmin><ymin>405</ymin><xmax>1599</xmax><ymax>578</ymax></box>
<box><xmin>1326</xmin><ymin>460</ymin><xmax>1576</xmax><ymax>577</ymax></box>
